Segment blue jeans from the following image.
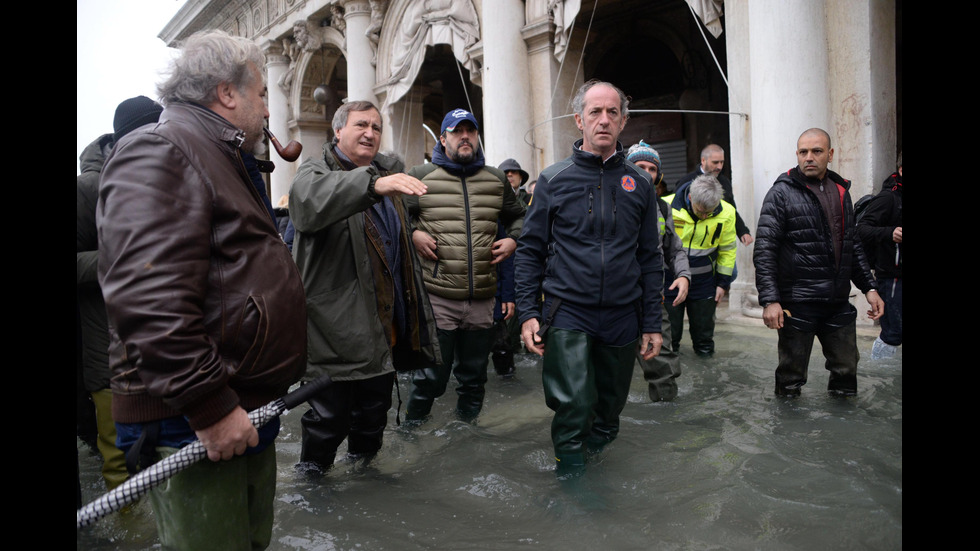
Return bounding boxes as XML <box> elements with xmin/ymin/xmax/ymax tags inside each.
<box><xmin>878</xmin><ymin>278</ymin><xmax>902</xmax><ymax>346</ymax></box>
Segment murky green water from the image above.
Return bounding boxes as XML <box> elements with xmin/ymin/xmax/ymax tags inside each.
<box><xmin>77</xmin><ymin>321</ymin><xmax>902</xmax><ymax>550</ymax></box>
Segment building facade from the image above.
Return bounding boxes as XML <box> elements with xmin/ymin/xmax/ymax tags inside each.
<box><xmin>160</xmin><ymin>0</ymin><xmax>901</xmax><ymax>322</ymax></box>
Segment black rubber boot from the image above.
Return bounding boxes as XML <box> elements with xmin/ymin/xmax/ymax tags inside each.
<box><xmin>542</xmin><ymin>329</ymin><xmax>595</xmax><ymax>465</ymax></box>
<box><xmin>299</xmin><ymin>386</ymin><xmax>345</xmax><ymax>470</ymax></box>
<box><xmin>587</xmin><ymin>338</ymin><xmax>637</xmax><ymax>453</ymax></box>
<box><xmin>665</xmin><ymin>301</ymin><xmax>684</xmax><ymax>352</ymax></box>
<box><xmin>490</xmin><ymin>320</ymin><xmax>516</xmax><ymax>378</ymax></box>
<box><xmin>454</xmin><ymin>327</ymin><xmax>494</xmax><ymax>421</ymax></box>
<box><xmin>347</xmin><ymin>372</ymin><xmax>396</xmax><ymax>457</ymax></box>
<box><xmin>638</xmin><ymin>304</ymin><xmax>680</xmax><ymax>402</ymax></box>
<box><xmin>820</xmin><ymin>320</ymin><xmax>859</xmax><ymax>396</ymax></box>
<box><xmin>686</xmin><ymin>298</ymin><xmax>717</xmax><ymax>357</ymax></box>
<box><xmin>775</xmin><ymin>322</ymin><xmax>813</xmax><ymax>396</ymax></box>
<box><xmin>555</xmin><ymin>451</ymin><xmax>587</xmax><ymax>479</ymax></box>
<box><xmin>405</xmin><ymin>329</ymin><xmax>456</xmax><ymax>422</ymax></box>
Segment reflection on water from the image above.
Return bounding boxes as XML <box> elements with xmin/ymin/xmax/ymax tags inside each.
<box><xmin>78</xmin><ymin>320</ymin><xmax>902</xmax><ymax>550</ymax></box>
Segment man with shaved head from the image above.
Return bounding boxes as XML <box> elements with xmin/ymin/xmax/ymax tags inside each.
<box><xmin>754</xmin><ymin>128</ymin><xmax>883</xmax><ymax>397</ymax></box>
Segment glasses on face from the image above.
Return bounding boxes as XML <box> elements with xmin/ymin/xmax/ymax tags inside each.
<box><xmin>693</xmin><ymin>205</ymin><xmax>716</xmax><ymax>219</ymax></box>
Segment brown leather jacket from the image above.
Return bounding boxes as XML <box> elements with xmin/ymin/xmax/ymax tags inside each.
<box><xmin>98</xmin><ymin>102</ymin><xmax>307</xmax><ymax>431</ymax></box>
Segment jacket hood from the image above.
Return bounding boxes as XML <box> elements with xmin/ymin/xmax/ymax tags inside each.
<box><xmin>498</xmin><ymin>158</ymin><xmax>529</xmax><ymax>185</ymax></box>
<box><xmin>882</xmin><ymin>172</ymin><xmax>902</xmax><ymax>193</ymax></box>
<box><xmin>777</xmin><ymin>166</ymin><xmax>851</xmax><ymax>191</ymax></box>
<box><xmin>431</xmin><ymin>141</ymin><xmax>486</xmax><ymax>176</ymax></box>
<box><xmin>78</xmin><ymin>134</ymin><xmax>114</xmax><ymax>174</ymax></box>
<box><xmin>159</xmin><ymin>102</ymin><xmax>246</xmax><ymax>153</ymax></box>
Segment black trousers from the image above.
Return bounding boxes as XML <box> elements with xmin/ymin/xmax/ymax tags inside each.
<box><xmin>775</xmin><ymin>302</ymin><xmax>859</xmax><ymax>396</ymax></box>
<box><xmin>405</xmin><ymin>327</ymin><xmax>493</xmax><ymax>422</ymax></box>
<box><xmin>665</xmin><ymin>297</ymin><xmax>717</xmax><ymax>355</ymax></box>
<box><xmin>300</xmin><ymin>371</ymin><xmax>396</xmax><ymax>466</ymax></box>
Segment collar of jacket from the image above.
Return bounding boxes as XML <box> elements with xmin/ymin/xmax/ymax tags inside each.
<box><xmin>781</xmin><ymin>166</ymin><xmax>851</xmax><ymax>191</ymax></box>
<box><xmin>429</xmin><ymin>142</ymin><xmax>486</xmax><ymax>177</ymax></box>
<box><xmin>572</xmin><ymin>139</ymin><xmax>625</xmax><ymax>168</ymax></box>
<box><xmin>164</xmin><ymin>102</ymin><xmax>247</xmax><ymax>151</ymax></box>
<box><xmin>323</xmin><ymin>140</ymin><xmax>403</xmax><ymax>174</ymax></box>
<box><xmin>671</xmin><ymin>178</ymin><xmax>722</xmax><ymax>218</ymax></box>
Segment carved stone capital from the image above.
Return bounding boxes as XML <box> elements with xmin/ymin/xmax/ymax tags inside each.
<box><xmin>341</xmin><ymin>0</ymin><xmax>371</xmax><ymax>16</ymax></box>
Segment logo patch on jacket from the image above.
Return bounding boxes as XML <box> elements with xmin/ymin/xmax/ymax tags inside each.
<box><xmin>621</xmin><ymin>175</ymin><xmax>636</xmax><ymax>192</ymax></box>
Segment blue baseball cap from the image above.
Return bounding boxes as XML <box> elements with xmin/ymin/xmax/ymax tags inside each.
<box><xmin>441</xmin><ymin>108</ymin><xmax>479</xmax><ymax>134</ymax></box>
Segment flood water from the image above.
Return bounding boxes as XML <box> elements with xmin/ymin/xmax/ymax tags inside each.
<box><xmin>77</xmin><ymin>318</ymin><xmax>902</xmax><ymax>550</ymax></box>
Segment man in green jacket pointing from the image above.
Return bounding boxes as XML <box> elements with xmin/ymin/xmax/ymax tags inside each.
<box><xmin>290</xmin><ymin>100</ymin><xmax>441</xmax><ymax>472</ymax></box>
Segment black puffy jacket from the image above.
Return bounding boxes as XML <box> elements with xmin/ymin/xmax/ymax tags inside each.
<box><xmin>754</xmin><ymin>167</ymin><xmax>876</xmax><ymax>306</ymax></box>
<box><xmin>856</xmin><ymin>173</ymin><xmax>902</xmax><ymax>279</ymax></box>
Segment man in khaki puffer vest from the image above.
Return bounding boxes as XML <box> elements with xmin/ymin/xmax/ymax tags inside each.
<box><xmin>404</xmin><ymin>108</ymin><xmax>526</xmax><ymax>423</ymax></box>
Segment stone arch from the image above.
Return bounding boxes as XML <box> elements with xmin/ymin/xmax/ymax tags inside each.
<box><xmin>375</xmin><ymin>0</ymin><xmax>482</xmax><ymax>113</ymax></box>
<box><xmin>290</xmin><ymin>25</ymin><xmax>347</xmax><ymax>125</ymax></box>
<box><xmin>585</xmin><ymin>18</ymin><xmax>687</xmax><ymax>104</ymax></box>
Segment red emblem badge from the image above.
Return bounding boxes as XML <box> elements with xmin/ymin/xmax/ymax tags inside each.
<box><xmin>621</xmin><ymin>175</ymin><xmax>636</xmax><ymax>192</ymax></box>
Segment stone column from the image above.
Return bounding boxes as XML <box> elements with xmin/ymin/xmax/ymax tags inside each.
<box><xmin>827</xmin><ymin>0</ymin><xmax>897</xmax><ymax>198</ymax></box>
<box><xmin>480</xmin><ymin>0</ymin><xmax>534</xmax><ymax>170</ymax></box>
<box><xmin>522</xmin><ymin>15</ymin><xmax>582</xmax><ymax>174</ymax></box>
<box><xmin>342</xmin><ymin>0</ymin><xmax>379</xmax><ymax>105</ymax></box>
<box><xmin>723</xmin><ymin>0</ymin><xmax>757</xmax><ymax>319</ymax></box>
<box><xmin>264</xmin><ymin>43</ymin><xmax>294</xmax><ymax>203</ymax></box>
<box><xmin>827</xmin><ymin>0</ymin><xmax>897</xmax><ymax>323</ymax></box>
<box><xmin>747</xmin><ymin>0</ymin><xmax>830</xmax><ymax>212</ymax></box>
<box><xmin>730</xmin><ymin>1</ymin><xmax>830</xmax><ymax>322</ymax></box>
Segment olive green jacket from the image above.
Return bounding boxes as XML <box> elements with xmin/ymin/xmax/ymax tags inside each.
<box><xmin>405</xmin><ymin>163</ymin><xmax>525</xmax><ymax>300</ymax></box>
<box><xmin>290</xmin><ymin>145</ymin><xmax>441</xmax><ymax>380</ymax></box>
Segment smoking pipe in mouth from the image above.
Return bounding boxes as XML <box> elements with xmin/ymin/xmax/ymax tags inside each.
<box><xmin>263</xmin><ymin>127</ymin><xmax>302</xmax><ymax>162</ymax></box>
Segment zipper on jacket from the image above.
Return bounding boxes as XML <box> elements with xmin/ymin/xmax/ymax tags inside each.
<box><xmin>804</xmin><ymin>183</ymin><xmax>842</xmax><ymax>300</ymax></box>
<box><xmin>610</xmin><ymin>187</ymin><xmax>618</xmax><ymax>236</ymax></box>
<box><xmin>461</xmin><ymin>176</ymin><xmax>475</xmax><ymax>299</ymax></box>
<box><xmin>598</xmin><ymin>169</ymin><xmax>605</xmax><ymax>305</ymax></box>
<box><xmin>588</xmin><ymin>186</ymin><xmax>595</xmax><ymax>235</ymax></box>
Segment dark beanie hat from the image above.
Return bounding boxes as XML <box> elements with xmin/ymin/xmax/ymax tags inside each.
<box><xmin>113</xmin><ymin>96</ymin><xmax>164</xmax><ymax>143</ymax></box>
<box><xmin>626</xmin><ymin>140</ymin><xmax>661</xmax><ymax>169</ymax></box>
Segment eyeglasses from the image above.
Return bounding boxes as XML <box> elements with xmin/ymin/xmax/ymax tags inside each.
<box><xmin>692</xmin><ymin>205</ymin><xmax>716</xmax><ymax>219</ymax></box>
